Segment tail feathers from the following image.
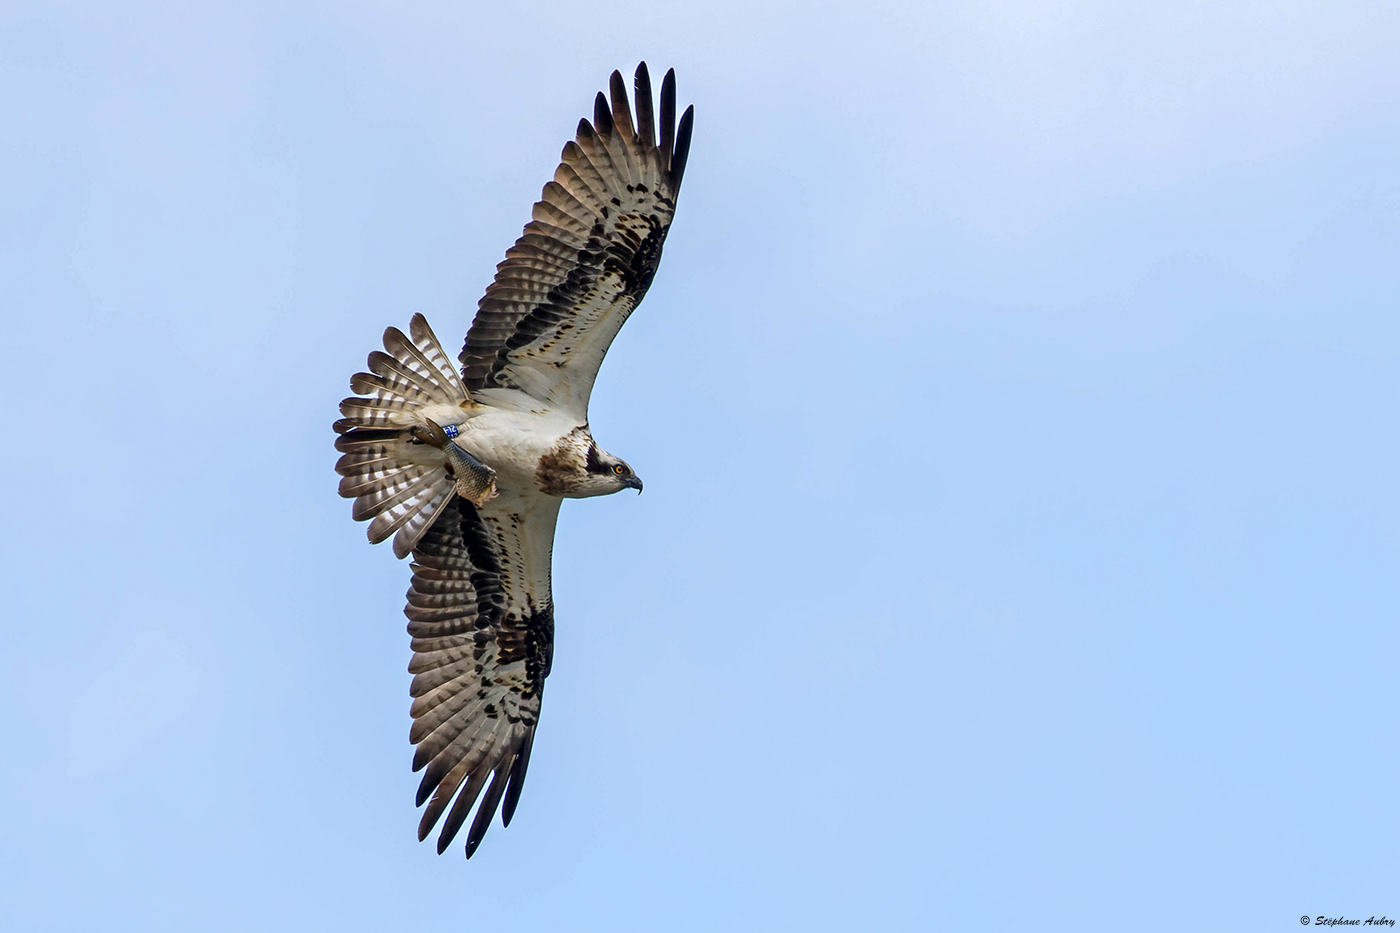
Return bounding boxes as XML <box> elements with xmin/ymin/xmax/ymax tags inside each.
<box><xmin>352</xmin><ymin>465</ymin><xmax>457</xmax><ymax>559</ymax></box>
<box><xmin>339</xmin><ymin>463</ymin><xmax>420</xmax><ymax>499</ymax></box>
<box><xmin>336</xmin><ymin>396</ymin><xmax>418</xmax><ymax>432</ymax></box>
<box><xmin>390</xmin><ymin>484</ymin><xmax>456</xmax><ymax>560</ymax></box>
<box><xmin>335</xmin><ymin>314</ymin><xmax>473</xmax><ymax>559</ymax></box>
<box><xmin>334</xmin><ymin>430</ymin><xmax>400</xmax><ymax>454</ymax></box>
<box><xmin>341</xmin><ymin>360</ymin><xmax>435</xmax><ymax>416</ymax></box>
<box><xmin>384</xmin><ymin>315</ymin><xmax>467</xmax><ymax>402</ymax></box>
<box><xmin>334</xmin><ymin>448</ymin><xmax>397</xmax><ymax>476</ymax></box>
<box><xmin>351</xmin><ymin>464</ymin><xmax>435</xmax><ymax>522</ymax></box>
<box><xmin>336</xmin><ymin>313</ymin><xmax>469</xmax><ymax>435</ymax></box>
<box><xmin>409</xmin><ymin>314</ymin><xmax>465</xmax><ymax>397</ymax></box>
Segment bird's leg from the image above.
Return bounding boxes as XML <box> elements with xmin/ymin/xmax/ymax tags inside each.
<box><xmin>410</xmin><ymin>419</ymin><xmax>499</xmax><ymax>506</ymax></box>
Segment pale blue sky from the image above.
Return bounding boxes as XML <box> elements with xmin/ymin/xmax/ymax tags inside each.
<box><xmin>2</xmin><ymin>2</ymin><xmax>1398</xmax><ymax>929</ymax></box>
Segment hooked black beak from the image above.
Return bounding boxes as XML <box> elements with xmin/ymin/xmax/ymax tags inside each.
<box><xmin>624</xmin><ymin>475</ymin><xmax>643</xmax><ymax>493</ymax></box>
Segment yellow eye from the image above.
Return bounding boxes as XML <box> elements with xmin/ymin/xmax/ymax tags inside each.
<box><xmin>613</xmin><ymin>464</ymin><xmax>626</xmax><ymax>475</ymax></box>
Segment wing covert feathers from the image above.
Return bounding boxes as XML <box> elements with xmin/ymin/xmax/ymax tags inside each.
<box><xmin>459</xmin><ymin>62</ymin><xmax>694</xmax><ymax>417</ymax></box>
<box><xmin>335</xmin><ymin>314</ymin><xmax>470</xmax><ymax>558</ymax></box>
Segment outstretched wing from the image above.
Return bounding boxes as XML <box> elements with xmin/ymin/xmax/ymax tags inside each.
<box><xmin>405</xmin><ymin>491</ymin><xmax>561</xmax><ymax>857</ymax></box>
<box><xmin>459</xmin><ymin>62</ymin><xmax>694</xmax><ymax>418</ymax></box>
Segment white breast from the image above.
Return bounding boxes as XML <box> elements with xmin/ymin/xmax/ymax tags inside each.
<box><xmin>447</xmin><ymin>389</ymin><xmax>582</xmax><ymax>496</ymax></box>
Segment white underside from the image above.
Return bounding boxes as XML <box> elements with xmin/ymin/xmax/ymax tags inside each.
<box><xmin>420</xmin><ymin>388</ymin><xmax>584</xmax><ymax>499</ymax></box>
<box><xmin>390</xmin><ymin>389</ymin><xmax>572</xmax><ymax>603</ymax></box>
<box><xmin>336</xmin><ymin>313</ymin><xmax>587</xmax><ymax>562</ymax></box>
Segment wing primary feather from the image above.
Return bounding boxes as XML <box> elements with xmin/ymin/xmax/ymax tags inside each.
<box><xmin>417</xmin><ymin>750</ymin><xmax>474</xmax><ymax>836</ymax></box>
<box><xmin>434</xmin><ymin>763</ymin><xmax>493</xmax><ymax>853</ymax></box>
<box><xmin>412</xmin><ymin>702</ymin><xmax>492</xmax><ymax>774</ymax></box>
<box><xmin>604</xmin><ymin>70</ymin><xmax>641</xmax><ymax>181</ymax></box>
<box><xmin>501</xmin><ymin>728</ymin><xmax>536</xmax><ymax>827</ymax></box>
<box><xmin>634</xmin><ymin>62</ymin><xmax>655</xmax><ymax>148</ymax></box>
<box><xmin>465</xmin><ymin>762</ymin><xmax>514</xmax><ymax>858</ymax></box>
<box><xmin>596</xmin><ymin>104</ymin><xmax>638</xmax><ymax>185</ymax></box>
<box><xmin>592</xmin><ymin>91</ymin><xmax>613</xmax><ymax>136</ymax></box>
<box><xmin>672</xmin><ymin>104</ymin><xmax>695</xmax><ymax>188</ymax></box>
<box><xmin>608</xmin><ymin>69</ymin><xmax>634</xmax><ymax>141</ymax></box>
<box><xmin>416</xmin><ymin>763</ymin><xmax>441</xmax><ymax>807</ymax></box>
<box><xmin>659</xmin><ymin>68</ymin><xmax>676</xmax><ymax>170</ymax></box>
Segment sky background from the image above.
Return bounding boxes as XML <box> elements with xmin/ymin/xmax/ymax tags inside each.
<box><xmin>2</xmin><ymin>1</ymin><xmax>1398</xmax><ymax>929</ymax></box>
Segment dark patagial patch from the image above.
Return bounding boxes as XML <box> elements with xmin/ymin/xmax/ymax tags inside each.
<box><xmin>496</xmin><ymin>605</ymin><xmax>555</xmax><ymax>694</ymax></box>
<box><xmin>606</xmin><ymin>215</ymin><xmax>668</xmax><ymax>296</ymax></box>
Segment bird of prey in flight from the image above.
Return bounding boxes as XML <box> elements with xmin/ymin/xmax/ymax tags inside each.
<box><xmin>333</xmin><ymin>63</ymin><xmax>693</xmax><ymax>858</ymax></box>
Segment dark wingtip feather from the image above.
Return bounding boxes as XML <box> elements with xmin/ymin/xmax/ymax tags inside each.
<box><xmin>465</xmin><ymin>766</ymin><xmax>512</xmax><ymax>858</ymax></box>
<box><xmin>576</xmin><ymin>117</ymin><xmax>594</xmax><ymax>140</ymax></box>
<box><xmin>634</xmin><ymin>62</ymin><xmax>655</xmax><ymax>148</ymax></box>
<box><xmin>433</xmin><ymin>768</ymin><xmax>491</xmax><ymax>855</ymax></box>
<box><xmin>671</xmin><ymin>104</ymin><xmax>694</xmax><ymax>189</ymax></box>
<box><xmin>500</xmin><ymin>732</ymin><xmax>535</xmax><ymax>826</ymax></box>
<box><xmin>415</xmin><ymin>773</ymin><xmax>434</xmax><ymax>807</ymax></box>
<box><xmin>659</xmin><ymin>68</ymin><xmax>676</xmax><ymax>168</ymax></box>
<box><xmin>608</xmin><ymin>69</ymin><xmax>634</xmax><ymax>140</ymax></box>
<box><xmin>593</xmin><ymin>91</ymin><xmax>613</xmax><ymax>136</ymax></box>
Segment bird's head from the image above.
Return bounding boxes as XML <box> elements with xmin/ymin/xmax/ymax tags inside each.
<box><xmin>535</xmin><ymin>427</ymin><xmax>644</xmax><ymax>498</ymax></box>
<box><xmin>579</xmin><ymin>441</ymin><xmax>643</xmax><ymax>497</ymax></box>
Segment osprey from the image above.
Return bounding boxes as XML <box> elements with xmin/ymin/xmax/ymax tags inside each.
<box><xmin>334</xmin><ymin>64</ymin><xmax>693</xmax><ymax>857</ymax></box>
